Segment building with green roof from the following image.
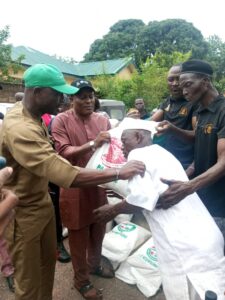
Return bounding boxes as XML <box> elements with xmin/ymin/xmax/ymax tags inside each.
<box><xmin>11</xmin><ymin>46</ymin><xmax>136</xmax><ymax>83</ymax></box>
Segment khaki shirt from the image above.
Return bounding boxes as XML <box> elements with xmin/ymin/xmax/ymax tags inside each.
<box><xmin>0</xmin><ymin>102</ymin><xmax>79</xmax><ymax>237</ymax></box>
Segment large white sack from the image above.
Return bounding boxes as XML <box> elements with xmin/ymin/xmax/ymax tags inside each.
<box><xmin>102</xmin><ymin>221</ymin><xmax>151</xmax><ymax>263</ymax></box>
<box><xmin>116</xmin><ymin>238</ymin><xmax>162</xmax><ymax>298</ymax></box>
<box><xmin>86</xmin><ymin>119</ymin><xmax>158</xmax><ymax>197</ymax></box>
<box><xmin>86</xmin><ymin>126</ymin><xmax>128</xmax><ymax>197</ymax></box>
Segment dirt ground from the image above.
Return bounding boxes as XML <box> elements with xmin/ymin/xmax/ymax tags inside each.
<box><xmin>0</xmin><ymin>237</ymin><xmax>166</xmax><ymax>300</ymax></box>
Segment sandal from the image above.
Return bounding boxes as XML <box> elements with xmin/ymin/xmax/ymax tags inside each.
<box><xmin>79</xmin><ymin>283</ymin><xmax>103</xmax><ymax>300</ymax></box>
<box><xmin>90</xmin><ymin>265</ymin><xmax>115</xmax><ymax>278</ymax></box>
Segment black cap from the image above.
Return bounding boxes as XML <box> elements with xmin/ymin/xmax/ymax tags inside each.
<box><xmin>181</xmin><ymin>59</ymin><xmax>213</xmax><ymax>76</ymax></box>
<box><xmin>71</xmin><ymin>79</ymin><xmax>95</xmax><ymax>92</ymax></box>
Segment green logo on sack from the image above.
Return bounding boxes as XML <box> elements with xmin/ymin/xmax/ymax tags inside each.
<box><xmin>117</xmin><ymin>223</ymin><xmax>136</xmax><ymax>232</ymax></box>
<box><xmin>146</xmin><ymin>246</ymin><xmax>157</xmax><ymax>262</ymax></box>
<box><xmin>97</xmin><ymin>164</ymin><xmax>104</xmax><ymax>170</ymax></box>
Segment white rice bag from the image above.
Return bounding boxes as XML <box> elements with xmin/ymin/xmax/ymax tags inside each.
<box><xmin>102</xmin><ymin>221</ymin><xmax>151</xmax><ymax>263</ymax></box>
<box><xmin>116</xmin><ymin>237</ymin><xmax>162</xmax><ymax>297</ymax></box>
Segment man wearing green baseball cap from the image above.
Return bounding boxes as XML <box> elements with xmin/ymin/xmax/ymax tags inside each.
<box><xmin>0</xmin><ymin>64</ymin><xmax>145</xmax><ymax>300</ymax></box>
<box><xmin>23</xmin><ymin>63</ymin><xmax>78</xmax><ymax>94</ymax></box>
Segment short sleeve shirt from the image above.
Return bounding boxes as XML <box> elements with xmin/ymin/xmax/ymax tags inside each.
<box><xmin>157</xmin><ymin>96</ymin><xmax>197</xmax><ymax>168</ymax></box>
<box><xmin>0</xmin><ymin>102</ymin><xmax>79</xmax><ymax>235</ymax></box>
<box><xmin>194</xmin><ymin>95</ymin><xmax>225</xmax><ymax>217</ymax></box>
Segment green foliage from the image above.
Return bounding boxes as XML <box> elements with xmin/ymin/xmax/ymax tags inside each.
<box><xmin>205</xmin><ymin>36</ymin><xmax>225</xmax><ymax>80</ymax></box>
<box><xmin>91</xmin><ymin>51</ymin><xmax>192</xmax><ymax>112</ymax></box>
<box><xmin>83</xmin><ymin>19</ymin><xmax>145</xmax><ymax>62</ymax></box>
<box><xmin>84</xmin><ymin>18</ymin><xmax>208</xmax><ymax>68</ymax></box>
<box><xmin>0</xmin><ymin>25</ymin><xmax>25</xmax><ymax>82</ymax></box>
<box><xmin>137</xmin><ymin>19</ymin><xmax>208</xmax><ymax>62</ymax></box>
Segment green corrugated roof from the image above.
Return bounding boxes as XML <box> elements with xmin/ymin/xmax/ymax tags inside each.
<box><xmin>11</xmin><ymin>46</ymin><xmax>134</xmax><ymax>77</ymax></box>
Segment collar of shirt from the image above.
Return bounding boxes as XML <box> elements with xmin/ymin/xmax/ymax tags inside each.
<box><xmin>198</xmin><ymin>95</ymin><xmax>225</xmax><ymax>114</ymax></box>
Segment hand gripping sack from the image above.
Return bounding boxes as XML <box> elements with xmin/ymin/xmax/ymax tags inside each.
<box><xmin>86</xmin><ymin>126</ymin><xmax>128</xmax><ymax>197</ymax></box>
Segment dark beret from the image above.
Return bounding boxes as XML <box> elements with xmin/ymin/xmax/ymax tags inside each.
<box><xmin>181</xmin><ymin>59</ymin><xmax>213</xmax><ymax>76</ymax></box>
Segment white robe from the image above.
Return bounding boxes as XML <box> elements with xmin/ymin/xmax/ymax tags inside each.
<box><xmin>126</xmin><ymin>144</ymin><xmax>225</xmax><ymax>300</ymax></box>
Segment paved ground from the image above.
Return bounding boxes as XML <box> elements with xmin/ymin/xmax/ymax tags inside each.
<box><xmin>0</xmin><ymin>238</ymin><xmax>166</xmax><ymax>300</ymax></box>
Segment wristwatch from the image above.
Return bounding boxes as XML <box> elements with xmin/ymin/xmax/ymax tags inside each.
<box><xmin>89</xmin><ymin>140</ymin><xmax>96</xmax><ymax>151</ymax></box>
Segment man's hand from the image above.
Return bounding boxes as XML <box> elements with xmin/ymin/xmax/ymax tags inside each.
<box><xmin>105</xmin><ymin>190</ymin><xmax>124</xmax><ymax>199</ymax></box>
<box><xmin>93</xmin><ymin>204</ymin><xmax>116</xmax><ymax>223</ymax></box>
<box><xmin>0</xmin><ymin>167</ymin><xmax>13</xmax><ymax>188</ymax></box>
<box><xmin>94</xmin><ymin>131</ymin><xmax>111</xmax><ymax>148</ymax></box>
<box><xmin>119</xmin><ymin>160</ymin><xmax>146</xmax><ymax>180</ymax></box>
<box><xmin>0</xmin><ymin>189</ymin><xmax>18</xmax><ymax>237</ymax></box>
<box><xmin>156</xmin><ymin>120</ymin><xmax>175</xmax><ymax>136</ymax></box>
<box><xmin>126</xmin><ymin>111</ymin><xmax>140</xmax><ymax>119</ymax></box>
<box><xmin>156</xmin><ymin>178</ymin><xmax>193</xmax><ymax>209</ymax></box>
<box><xmin>0</xmin><ymin>167</ymin><xmax>18</xmax><ymax>238</ymax></box>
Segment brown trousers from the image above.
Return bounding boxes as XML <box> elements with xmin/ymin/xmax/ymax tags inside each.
<box><xmin>7</xmin><ymin>216</ymin><xmax>56</xmax><ymax>300</ymax></box>
<box><xmin>68</xmin><ymin>222</ymin><xmax>105</xmax><ymax>289</ymax></box>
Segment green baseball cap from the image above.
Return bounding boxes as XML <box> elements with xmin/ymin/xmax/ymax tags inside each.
<box><xmin>23</xmin><ymin>64</ymin><xmax>79</xmax><ymax>95</ymax></box>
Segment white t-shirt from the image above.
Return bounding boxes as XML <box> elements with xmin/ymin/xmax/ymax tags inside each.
<box><xmin>126</xmin><ymin>144</ymin><xmax>225</xmax><ymax>300</ymax></box>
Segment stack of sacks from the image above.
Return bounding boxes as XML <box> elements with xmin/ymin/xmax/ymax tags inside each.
<box><xmin>116</xmin><ymin>237</ymin><xmax>162</xmax><ymax>298</ymax></box>
<box><xmin>102</xmin><ymin>221</ymin><xmax>151</xmax><ymax>269</ymax></box>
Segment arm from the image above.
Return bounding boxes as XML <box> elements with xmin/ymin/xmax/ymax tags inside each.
<box><xmin>157</xmin><ymin>138</ymin><xmax>225</xmax><ymax>209</ymax></box>
<box><xmin>0</xmin><ymin>167</ymin><xmax>18</xmax><ymax>238</ymax></box>
<box><xmin>70</xmin><ymin>160</ymin><xmax>146</xmax><ymax>187</ymax></box>
<box><xmin>156</xmin><ymin>120</ymin><xmax>195</xmax><ymax>143</ymax></box>
<box><xmin>93</xmin><ymin>200</ymin><xmax>142</xmax><ymax>223</ymax></box>
<box><xmin>150</xmin><ymin>109</ymin><xmax>164</xmax><ymax>122</ymax></box>
<box><xmin>52</xmin><ymin>115</ymin><xmax>111</xmax><ymax>160</ymax></box>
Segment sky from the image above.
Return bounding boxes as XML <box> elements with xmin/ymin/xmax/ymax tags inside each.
<box><xmin>1</xmin><ymin>0</ymin><xmax>224</xmax><ymax>62</ymax></box>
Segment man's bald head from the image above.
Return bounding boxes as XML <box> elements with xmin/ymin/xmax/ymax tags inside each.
<box><xmin>121</xmin><ymin>129</ymin><xmax>152</xmax><ymax>158</ymax></box>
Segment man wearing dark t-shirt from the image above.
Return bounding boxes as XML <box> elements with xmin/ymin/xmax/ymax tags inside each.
<box><xmin>151</xmin><ymin>64</ymin><xmax>197</xmax><ymax>169</ymax></box>
<box><xmin>158</xmin><ymin>59</ymin><xmax>225</xmax><ymax>242</ymax></box>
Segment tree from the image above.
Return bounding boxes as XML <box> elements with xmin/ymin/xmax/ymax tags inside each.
<box><xmin>204</xmin><ymin>35</ymin><xmax>225</xmax><ymax>92</ymax></box>
<box><xmin>136</xmin><ymin>19</ymin><xmax>208</xmax><ymax>62</ymax></box>
<box><xmin>83</xmin><ymin>18</ymin><xmax>208</xmax><ymax>68</ymax></box>
<box><xmin>91</xmin><ymin>51</ymin><xmax>191</xmax><ymax>111</ymax></box>
<box><xmin>83</xmin><ymin>19</ymin><xmax>145</xmax><ymax>62</ymax></box>
<box><xmin>0</xmin><ymin>26</ymin><xmax>24</xmax><ymax>82</ymax></box>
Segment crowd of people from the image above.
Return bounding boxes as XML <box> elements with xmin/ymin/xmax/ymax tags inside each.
<box><xmin>0</xmin><ymin>59</ymin><xmax>224</xmax><ymax>300</ymax></box>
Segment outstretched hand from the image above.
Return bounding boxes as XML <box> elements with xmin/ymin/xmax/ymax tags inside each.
<box><xmin>156</xmin><ymin>178</ymin><xmax>193</xmax><ymax>209</ymax></box>
<box><xmin>156</xmin><ymin>120</ymin><xmax>175</xmax><ymax>136</ymax></box>
<box><xmin>119</xmin><ymin>160</ymin><xmax>146</xmax><ymax>180</ymax></box>
<box><xmin>93</xmin><ymin>204</ymin><xmax>116</xmax><ymax>223</ymax></box>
